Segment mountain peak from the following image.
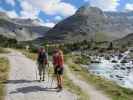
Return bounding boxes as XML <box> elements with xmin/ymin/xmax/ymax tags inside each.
<box><xmin>76</xmin><ymin>5</ymin><xmax>103</xmax><ymax>16</ymax></box>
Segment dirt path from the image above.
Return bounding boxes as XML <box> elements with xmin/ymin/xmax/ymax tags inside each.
<box><xmin>65</xmin><ymin>64</ymin><xmax>111</xmax><ymax>100</ymax></box>
<box><xmin>5</xmin><ymin>50</ymin><xmax>76</xmax><ymax>100</ymax></box>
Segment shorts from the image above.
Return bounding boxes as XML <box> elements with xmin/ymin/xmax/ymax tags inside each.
<box><xmin>54</xmin><ymin>66</ymin><xmax>64</xmax><ymax>75</ymax></box>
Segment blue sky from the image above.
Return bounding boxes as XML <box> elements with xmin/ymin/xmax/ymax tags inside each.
<box><xmin>0</xmin><ymin>0</ymin><xmax>133</xmax><ymax>27</ymax></box>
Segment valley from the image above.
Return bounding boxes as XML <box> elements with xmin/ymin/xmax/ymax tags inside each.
<box><xmin>0</xmin><ymin>3</ymin><xmax>133</xmax><ymax>100</ymax></box>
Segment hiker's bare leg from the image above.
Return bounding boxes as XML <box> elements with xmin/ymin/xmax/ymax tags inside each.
<box><xmin>39</xmin><ymin>70</ymin><xmax>42</xmax><ymax>81</ymax></box>
<box><xmin>60</xmin><ymin>75</ymin><xmax>63</xmax><ymax>89</ymax></box>
<box><xmin>42</xmin><ymin>64</ymin><xmax>46</xmax><ymax>81</ymax></box>
<box><xmin>58</xmin><ymin>75</ymin><xmax>63</xmax><ymax>89</ymax></box>
<box><xmin>56</xmin><ymin>75</ymin><xmax>63</xmax><ymax>92</ymax></box>
<box><xmin>38</xmin><ymin>64</ymin><xmax>43</xmax><ymax>81</ymax></box>
<box><xmin>38</xmin><ymin>65</ymin><xmax>41</xmax><ymax>80</ymax></box>
<box><xmin>57</xmin><ymin>75</ymin><xmax>60</xmax><ymax>88</ymax></box>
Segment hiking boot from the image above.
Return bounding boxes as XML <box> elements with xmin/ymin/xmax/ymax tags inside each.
<box><xmin>39</xmin><ymin>77</ymin><xmax>42</xmax><ymax>82</ymax></box>
<box><xmin>56</xmin><ymin>85</ymin><xmax>63</xmax><ymax>92</ymax></box>
<box><xmin>42</xmin><ymin>76</ymin><xmax>45</xmax><ymax>81</ymax></box>
<box><xmin>59</xmin><ymin>86</ymin><xmax>63</xmax><ymax>90</ymax></box>
<box><xmin>56</xmin><ymin>88</ymin><xmax>63</xmax><ymax>92</ymax></box>
<box><xmin>54</xmin><ymin>86</ymin><xmax>59</xmax><ymax>89</ymax></box>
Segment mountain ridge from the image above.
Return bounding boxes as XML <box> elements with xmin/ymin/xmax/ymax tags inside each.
<box><xmin>0</xmin><ymin>12</ymin><xmax>50</xmax><ymax>41</ymax></box>
<box><xmin>45</xmin><ymin>5</ymin><xmax>133</xmax><ymax>43</ymax></box>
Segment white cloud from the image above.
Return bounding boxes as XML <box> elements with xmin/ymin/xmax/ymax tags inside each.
<box><xmin>55</xmin><ymin>16</ymin><xmax>62</xmax><ymax>21</ymax></box>
<box><xmin>23</xmin><ymin>0</ymin><xmax>77</xmax><ymax>16</ymax></box>
<box><xmin>125</xmin><ymin>4</ymin><xmax>133</xmax><ymax>11</ymax></box>
<box><xmin>43</xmin><ymin>22</ymin><xmax>55</xmax><ymax>28</ymax></box>
<box><xmin>5</xmin><ymin>0</ymin><xmax>16</xmax><ymax>6</ymax></box>
<box><xmin>86</xmin><ymin>0</ymin><xmax>120</xmax><ymax>11</ymax></box>
<box><xmin>0</xmin><ymin>7</ymin><xmax>18</xmax><ymax>18</ymax></box>
<box><xmin>20</xmin><ymin>0</ymin><xmax>40</xmax><ymax>19</ymax></box>
<box><xmin>33</xmin><ymin>19</ymin><xmax>55</xmax><ymax>27</ymax></box>
<box><xmin>6</xmin><ymin>10</ymin><xmax>19</xmax><ymax>18</ymax></box>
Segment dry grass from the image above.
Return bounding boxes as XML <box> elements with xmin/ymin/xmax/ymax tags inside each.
<box><xmin>0</xmin><ymin>48</ymin><xmax>9</xmax><ymax>54</ymax></box>
<box><xmin>0</xmin><ymin>57</ymin><xmax>9</xmax><ymax>100</ymax></box>
<box><xmin>19</xmin><ymin>50</ymin><xmax>37</xmax><ymax>61</ymax></box>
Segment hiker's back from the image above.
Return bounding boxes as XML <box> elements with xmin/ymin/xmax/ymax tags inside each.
<box><xmin>53</xmin><ymin>49</ymin><xmax>64</xmax><ymax>67</ymax></box>
<box><xmin>38</xmin><ymin>52</ymin><xmax>48</xmax><ymax>63</ymax></box>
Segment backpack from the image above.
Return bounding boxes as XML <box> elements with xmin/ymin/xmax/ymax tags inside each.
<box><xmin>37</xmin><ymin>52</ymin><xmax>48</xmax><ymax>63</ymax></box>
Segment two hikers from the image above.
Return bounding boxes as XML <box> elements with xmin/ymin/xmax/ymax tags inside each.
<box><xmin>37</xmin><ymin>47</ymin><xmax>64</xmax><ymax>91</ymax></box>
<box><xmin>37</xmin><ymin>47</ymin><xmax>48</xmax><ymax>82</ymax></box>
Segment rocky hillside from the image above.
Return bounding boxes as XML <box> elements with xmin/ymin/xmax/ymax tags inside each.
<box><xmin>45</xmin><ymin>5</ymin><xmax>133</xmax><ymax>43</ymax></box>
<box><xmin>115</xmin><ymin>33</ymin><xmax>133</xmax><ymax>46</ymax></box>
<box><xmin>0</xmin><ymin>12</ymin><xmax>50</xmax><ymax>41</ymax></box>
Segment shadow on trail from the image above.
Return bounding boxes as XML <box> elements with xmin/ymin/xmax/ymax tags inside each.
<box><xmin>3</xmin><ymin>80</ymin><xmax>37</xmax><ymax>84</ymax></box>
<box><xmin>10</xmin><ymin>86</ymin><xmax>57</xmax><ymax>94</ymax></box>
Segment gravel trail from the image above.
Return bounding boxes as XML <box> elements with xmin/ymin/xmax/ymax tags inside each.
<box><xmin>5</xmin><ymin>50</ymin><xmax>76</xmax><ymax>100</ymax></box>
<box><xmin>65</xmin><ymin>64</ymin><xmax>111</xmax><ymax>100</ymax></box>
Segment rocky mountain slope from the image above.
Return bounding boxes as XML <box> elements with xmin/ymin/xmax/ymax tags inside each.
<box><xmin>45</xmin><ymin>5</ymin><xmax>133</xmax><ymax>43</ymax></box>
<box><xmin>115</xmin><ymin>33</ymin><xmax>133</xmax><ymax>46</ymax></box>
<box><xmin>0</xmin><ymin>12</ymin><xmax>50</xmax><ymax>41</ymax></box>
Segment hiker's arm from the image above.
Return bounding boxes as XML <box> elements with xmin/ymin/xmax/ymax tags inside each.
<box><xmin>58</xmin><ymin>53</ymin><xmax>64</xmax><ymax>67</ymax></box>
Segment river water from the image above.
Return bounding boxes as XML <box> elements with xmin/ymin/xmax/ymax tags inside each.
<box><xmin>88</xmin><ymin>49</ymin><xmax>133</xmax><ymax>89</ymax></box>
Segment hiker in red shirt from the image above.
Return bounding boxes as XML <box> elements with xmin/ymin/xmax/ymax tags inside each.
<box><xmin>53</xmin><ymin>48</ymin><xmax>64</xmax><ymax>91</ymax></box>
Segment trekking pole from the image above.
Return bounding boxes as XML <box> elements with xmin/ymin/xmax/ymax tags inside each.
<box><xmin>46</xmin><ymin>62</ymin><xmax>53</xmax><ymax>88</ymax></box>
<box><xmin>46</xmin><ymin>44</ymin><xmax>52</xmax><ymax>85</ymax></box>
<box><xmin>47</xmin><ymin>62</ymin><xmax>53</xmax><ymax>88</ymax></box>
<box><xmin>47</xmin><ymin>62</ymin><xmax>50</xmax><ymax>82</ymax></box>
<box><xmin>35</xmin><ymin>63</ymin><xmax>37</xmax><ymax>81</ymax></box>
<box><xmin>50</xmin><ymin>72</ymin><xmax>55</xmax><ymax>88</ymax></box>
<box><xmin>35</xmin><ymin>62</ymin><xmax>38</xmax><ymax>81</ymax></box>
<box><xmin>46</xmin><ymin>62</ymin><xmax>50</xmax><ymax>88</ymax></box>
<box><xmin>50</xmin><ymin>65</ymin><xmax>56</xmax><ymax>88</ymax></box>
